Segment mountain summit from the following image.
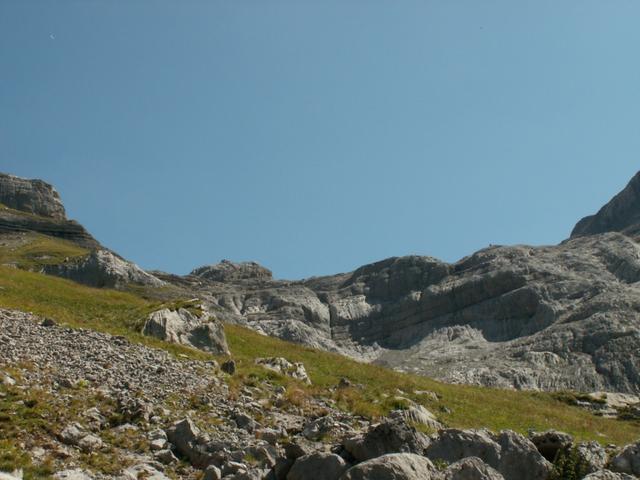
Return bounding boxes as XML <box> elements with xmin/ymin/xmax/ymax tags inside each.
<box><xmin>572</xmin><ymin>171</ymin><xmax>640</xmax><ymax>238</ymax></box>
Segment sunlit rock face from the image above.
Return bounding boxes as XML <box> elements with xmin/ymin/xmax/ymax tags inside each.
<box><xmin>0</xmin><ymin>173</ymin><xmax>99</xmax><ymax>248</ymax></box>
<box><xmin>0</xmin><ymin>173</ymin><xmax>67</xmax><ymax>219</ymax></box>
<box><xmin>572</xmin><ymin>171</ymin><xmax>640</xmax><ymax>239</ymax></box>
<box><xmin>172</xmin><ymin>171</ymin><xmax>640</xmax><ymax>394</ymax></box>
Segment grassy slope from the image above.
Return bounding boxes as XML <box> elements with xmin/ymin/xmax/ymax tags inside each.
<box><xmin>0</xmin><ymin>233</ymin><xmax>89</xmax><ymax>269</ymax></box>
<box><xmin>0</xmin><ymin>266</ymin><xmax>638</xmax><ymax>446</ymax></box>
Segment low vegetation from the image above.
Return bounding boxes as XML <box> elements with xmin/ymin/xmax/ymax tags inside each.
<box><xmin>1</xmin><ymin>264</ymin><xmax>639</xmax><ymax>451</ymax></box>
<box><xmin>0</xmin><ymin>233</ymin><xmax>89</xmax><ymax>269</ymax></box>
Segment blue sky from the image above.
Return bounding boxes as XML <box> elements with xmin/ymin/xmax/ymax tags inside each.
<box><xmin>1</xmin><ymin>1</ymin><xmax>638</xmax><ymax>279</ymax></box>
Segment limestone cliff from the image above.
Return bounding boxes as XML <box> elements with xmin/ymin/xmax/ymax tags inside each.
<box><xmin>175</xmin><ymin>171</ymin><xmax>640</xmax><ymax>393</ymax></box>
<box><xmin>0</xmin><ymin>173</ymin><xmax>66</xmax><ymax>219</ymax></box>
<box><xmin>572</xmin><ymin>171</ymin><xmax>640</xmax><ymax>238</ymax></box>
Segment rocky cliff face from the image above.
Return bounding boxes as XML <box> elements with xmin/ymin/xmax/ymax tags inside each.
<box><xmin>0</xmin><ymin>173</ymin><xmax>66</xmax><ymax>219</ymax></box>
<box><xmin>572</xmin><ymin>171</ymin><xmax>640</xmax><ymax>238</ymax></box>
<box><xmin>174</xmin><ymin>171</ymin><xmax>640</xmax><ymax>393</ymax></box>
<box><xmin>0</xmin><ymin>173</ymin><xmax>99</xmax><ymax>249</ymax></box>
<box><xmin>0</xmin><ymin>172</ymin><xmax>165</xmax><ymax>287</ymax></box>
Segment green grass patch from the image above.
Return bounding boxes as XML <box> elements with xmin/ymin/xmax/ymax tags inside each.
<box><xmin>0</xmin><ymin>265</ymin><xmax>208</xmax><ymax>360</ymax></box>
<box><xmin>0</xmin><ymin>233</ymin><xmax>89</xmax><ymax>269</ymax></box>
<box><xmin>223</xmin><ymin>323</ymin><xmax>640</xmax><ymax>445</ymax></box>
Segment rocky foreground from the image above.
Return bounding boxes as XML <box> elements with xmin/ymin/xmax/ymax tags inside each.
<box><xmin>2</xmin><ymin>309</ymin><xmax>640</xmax><ymax>480</ymax></box>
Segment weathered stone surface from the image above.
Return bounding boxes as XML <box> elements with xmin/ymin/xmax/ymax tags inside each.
<box><xmin>0</xmin><ymin>174</ymin><xmax>99</xmax><ymax>248</ymax></box>
<box><xmin>136</xmin><ymin>171</ymin><xmax>640</xmax><ymax>394</ymax></box>
<box><xmin>203</xmin><ymin>465</ymin><xmax>222</xmax><ymax>480</ymax></box>
<box><xmin>59</xmin><ymin>423</ymin><xmax>88</xmax><ymax>446</ymax></box>
<box><xmin>609</xmin><ymin>441</ymin><xmax>640</xmax><ymax>475</ymax></box>
<box><xmin>45</xmin><ymin>249</ymin><xmax>164</xmax><ymax>288</ymax></box>
<box><xmin>576</xmin><ymin>441</ymin><xmax>608</xmax><ymax>473</ymax></box>
<box><xmin>572</xmin><ymin>171</ymin><xmax>640</xmax><ymax>238</ymax></box>
<box><xmin>443</xmin><ymin>457</ymin><xmax>504</xmax><ymax>480</ymax></box>
<box><xmin>192</xmin><ymin>260</ymin><xmax>273</xmax><ymax>282</ymax></box>
<box><xmin>0</xmin><ymin>173</ymin><xmax>66</xmax><ymax>219</ymax></box>
<box><xmin>163</xmin><ymin>229</ymin><xmax>640</xmax><ymax>393</ymax></box>
<box><xmin>426</xmin><ymin>429</ymin><xmax>552</xmax><ymax>480</ymax></box>
<box><xmin>287</xmin><ymin>452</ymin><xmax>348</xmax><ymax>480</ymax></box>
<box><xmin>166</xmin><ymin>418</ymin><xmax>211</xmax><ymax>468</ymax></box>
<box><xmin>343</xmin><ymin>418</ymin><xmax>430</xmax><ymax>462</ymax></box>
<box><xmin>256</xmin><ymin>357</ymin><xmax>311</xmax><ymax>384</ymax></box>
<box><xmin>583</xmin><ymin>471</ymin><xmax>636</xmax><ymax>480</ymax></box>
<box><xmin>340</xmin><ymin>453</ymin><xmax>439</xmax><ymax>480</ymax></box>
<box><xmin>0</xmin><ymin>470</ymin><xmax>24</xmax><ymax>480</ymax></box>
<box><xmin>143</xmin><ymin>307</ymin><xmax>229</xmax><ymax>355</ymax></box>
<box><xmin>530</xmin><ymin>430</ymin><xmax>573</xmax><ymax>461</ymax></box>
<box><xmin>52</xmin><ymin>470</ymin><xmax>93</xmax><ymax>480</ymax></box>
<box><xmin>122</xmin><ymin>463</ymin><xmax>169</xmax><ymax>480</ymax></box>
<box><xmin>388</xmin><ymin>404</ymin><xmax>442</xmax><ymax>431</ymax></box>
<box><xmin>0</xmin><ymin>208</ymin><xmax>98</xmax><ymax>249</ymax></box>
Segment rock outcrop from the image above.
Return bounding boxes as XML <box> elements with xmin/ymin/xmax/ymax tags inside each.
<box><xmin>171</xmin><ymin>230</ymin><xmax>640</xmax><ymax>393</ymax></box>
<box><xmin>340</xmin><ymin>453</ymin><xmax>439</xmax><ymax>480</ymax></box>
<box><xmin>0</xmin><ymin>173</ymin><xmax>99</xmax><ymax>248</ymax></box>
<box><xmin>426</xmin><ymin>429</ymin><xmax>552</xmax><ymax>480</ymax></box>
<box><xmin>255</xmin><ymin>357</ymin><xmax>311</xmax><ymax>384</ymax></box>
<box><xmin>443</xmin><ymin>457</ymin><xmax>505</xmax><ymax>480</ymax></box>
<box><xmin>142</xmin><ymin>306</ymin><xmax>229</xmax><ymax>355</ymax></box>
<box><xmin>191</xmin><ymin>260</ymin><xmax>273</xmax><ymax>283</ymax></box>
<box><xmin>45</xmin><ymin>249</ymin><xmax>165</xmax><ymax>288</ymax></box>
<box><xmin>0</xmin><ymin>173</ymin><xmax>66</xmax><ymax>219</ymax></box>
<box><xmin>572</xmin><ymin>171</ymin><xmax>640</xmax><ymax>238</ymax></box>
<box><xmin>144</xmin><ymin>170</ymin><xmax>640</xmax><ymax>394</ymax></box>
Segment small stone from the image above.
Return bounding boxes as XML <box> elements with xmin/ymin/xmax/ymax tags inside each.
<box><xmin>203</xmin><ymin>465</ymin><xmax>222</xmax><ymax>480</ymax></box>
<box><xmin>78</xmin><ymin>433</ymin><xmax>103</xmax><ymax>453</ymax></box>
<box><xmin>154</xmin><ymin>449</ymin><xmax>178</xmax><ymax>465</ymax></box>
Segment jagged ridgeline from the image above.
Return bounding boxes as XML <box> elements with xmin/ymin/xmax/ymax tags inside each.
<box><xmin>4</xmin><ymin>171</ymin><xmax>640</xmax><ymax>480</ymax></box>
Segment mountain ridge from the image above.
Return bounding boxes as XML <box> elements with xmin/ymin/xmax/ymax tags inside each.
<box><xmin>3</xmin><ymin>170</ymin><xmax>640</xmax><ymax>394</ymax></box>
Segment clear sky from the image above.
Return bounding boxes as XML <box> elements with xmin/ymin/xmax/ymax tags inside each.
<box><xmin>1</xmin><ymin>1</ymin><xmax>638</xmax><ymax>279</ymax></box>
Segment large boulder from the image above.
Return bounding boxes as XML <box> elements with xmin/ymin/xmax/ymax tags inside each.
<box><xmin>530</xmin><ymin>430</ymin><xmax>573</xmax><ymax>462</ymax></box>
<box><xmin>443</xmin><ymin>457</ymin><xmax>504</xmax><ymax>480</ymax></box>
<box><xmin>609</xmin><ymin>441</ymin><xmax>640</xmax><ymax>476</ymax></box>
<box><xmin>143</xmin><ymin>307</ymin><xmax>229</xmax><ymax>354</ymax></box>
<box><xmin>343</xmin><ymin>418</ymin><xmax>430</xmax><ymax>462</ymax></box>
<box><xmin>45</xmin><ymin>249</ymin><xmax>164</xmax><ymax>288</ymax></box>
<box><xmin>426</xmin><ymin>429</ymin><xmax>552</xmax><ymax>480</ymax></box>
<box><xmin>166</xmin><ymin>418</ymin><xmax>213</xmax><ymax>468</ymax></box>
<box><xmin>388</xmin><ymin>404</ymin><xmax>442</xmax><ymax>431</ymax></box>
<box><xmin>576</xmin><ymin>441</ymin><xmax>609</xmax><ymax>473</ymax></box>
<box><xmin>287</xmin><ymin>453</ymin><xmax>348</xmax><ymax>480</ymax></box>
<box><xmin>340</xmin><ymin>453</ymin><xmax>439</xmax><ymax>480</ymax></box>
